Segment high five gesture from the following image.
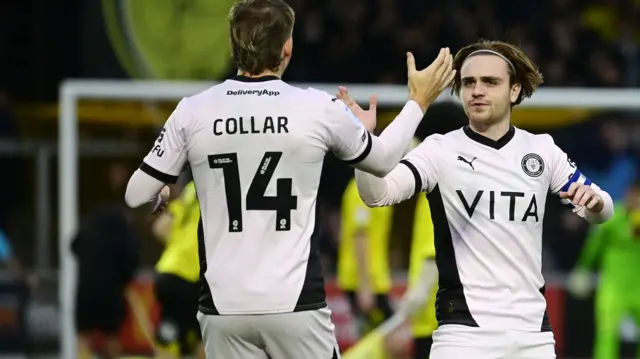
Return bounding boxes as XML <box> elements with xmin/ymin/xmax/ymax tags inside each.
<box><xmin>407</xmin><ymin>48</ymin><xmax>456</xmax><ymax>113</ymax></box>
<box><xmin>337</xmin><ymin>48</ymin><xmax>455</xmax><ymax>129</ymax></box>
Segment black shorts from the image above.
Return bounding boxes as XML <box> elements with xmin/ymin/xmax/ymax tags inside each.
<box><xmin>344</xmin><ymin>291</ymin><xmax>394</xmax><ymax>327</ymax></box>
<box><xmin>75</xmin><ymin>286</ymin><xmax>126</xmax><ymax>334</ymax></box>
<box><xmin>154</xmin><ymin>273</ymin><xmax>201</xmax><ymax>354</ymax></box>
<box><xmin>413</xmin><ymin>335</ymin><xmax>433</xmax><ymax>359</ymax></box>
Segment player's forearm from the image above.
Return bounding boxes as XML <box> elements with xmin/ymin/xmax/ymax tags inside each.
<box><xmin>152</xmin><ymin>213</ymin><xmax>173</xmax><ymax>244</ymax></box>
<box><xmin>411</xmin><ymin>260</ymin><xmax>438</xmax><ymax>304</ymax></box>
<box><xmin>583</xmin><ymin>188</ymin><xmax>614</xmax><ymax>224</ymax></box>
<box><xmin>355</xmin><ymin>164</ymin><xmax>417</xmax><ymax>207</ymax></box>
<box><xmin>125</xmin><ymin>169</ymin><xmax>166</xmax><ymax>208</ymax></box>
<box><xmin>354</xmin><ymin>101</ymin><xmax>424</xmax><ymax>177</ymax></box>
<box><xmin>354</xmin><ymin>231</ymin><xmax>372</xmax><ymax>289</ymax></box>
<box><xmin>400</xmin><ymin>259</ymin><xmax>438</xmax><ymax>316</ymax></box>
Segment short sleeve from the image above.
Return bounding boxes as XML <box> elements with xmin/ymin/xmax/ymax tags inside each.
<box><xmin>323</xmin><ymin>98</ymin><xmax>372</xmax><ymax>164</ymax></box>
<box><xmin>400</xmin><ymin>135</ymin><xmax>442</xmax><ymax>194</ymax></box>
<box><xmin>140</xmin><ymin>100</ymin><xmax>189</xmax><ymax>184</ymax></box>
<box><xmin>548</xmin><ymin>138</ymin><xmax>591</xmax><ymax>193</ymax></box>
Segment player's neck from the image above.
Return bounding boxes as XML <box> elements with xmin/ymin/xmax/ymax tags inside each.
<box><xmin>468</xmin><ymin>117</ymin><xmax>511</xmax><ymax>141</ymax></box>
<box><xmin>237</xmin><ymin>69</ymin><xmax>282</xmax><ymax>79</ymax></box>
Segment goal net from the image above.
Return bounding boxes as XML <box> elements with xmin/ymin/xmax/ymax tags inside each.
<box><xmin>58</xmin><ymin>80</ymin><xmax>640</xmax><ymax>359</ymax></box>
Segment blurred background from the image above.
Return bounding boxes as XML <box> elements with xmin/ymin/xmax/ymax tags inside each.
<box><xmin>1</xmin><ymin>0</ymin><xmax>640</xmax><ymax>358</ymax></box>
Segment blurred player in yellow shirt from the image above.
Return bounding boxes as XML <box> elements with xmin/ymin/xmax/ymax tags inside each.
<box><xmin>338</xmin><ymin>177</ymin><xmax>394</xmax><ymax>334</ymax></box>
<box><xmin>397</xmin><ymin>179</ymin><xmax>439</xmax><ymax>359</ymax></box>
<box><xmin>151</xmin><ymin>179</ymin><xmax>205</xmax><ymax>359</ymax></box>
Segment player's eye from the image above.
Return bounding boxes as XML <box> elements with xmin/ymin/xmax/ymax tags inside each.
<box><xmin>462</xmin><ymin>79</ymin><xmax>475</xmax><ymax>87</ymax></box>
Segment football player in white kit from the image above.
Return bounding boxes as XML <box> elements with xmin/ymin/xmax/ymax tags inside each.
<box><xmin>344</xmin><ymin>40</ymin><xmax>615</xmax><ymax>359</ymax></box>
<box><xmin>123</xmin><ymin>0</ymin><xmax>457</xmax><ymax>358</ymax></box>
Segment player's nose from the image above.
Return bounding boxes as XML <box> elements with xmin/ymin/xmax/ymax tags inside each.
<box><xmin>468</xmin><ymin>82</ymin><xmax>484</xmax><ymax>97</ymax></box>
<box><xmin>471</xmin><ymin>89</ymin><xmax>485</xmax><ymax>98</ymax></box>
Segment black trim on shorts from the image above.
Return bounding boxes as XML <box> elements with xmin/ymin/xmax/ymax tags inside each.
<box><xmin>140</xmin><ymin>162</ymin><xmax>178</xmax><ymax>184</ymax></box>
<box><xmin>400</xmin><ymin>160</ymin><xmax>422</xmax><ymax>195</ymax></box>
<box><xmin>342</xmin><ymin>132</ymin><xmax>372</xmax><ymax>165</ymax></box>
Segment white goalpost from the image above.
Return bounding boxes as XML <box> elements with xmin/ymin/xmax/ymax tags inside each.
<box><xmin>58</xmin><ymin>79</ymin><xmax>640</xmax><ymax>359</ymax></box>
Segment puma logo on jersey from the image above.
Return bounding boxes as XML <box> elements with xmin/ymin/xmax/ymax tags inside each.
<box><xmin>457</xmin><ymin>155</ymin><xmax>477</xmax><ymax>170</ymax></box>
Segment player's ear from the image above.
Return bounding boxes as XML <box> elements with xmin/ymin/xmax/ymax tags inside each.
<box><xmin>510</xmin><ymin>83</ymin><xmax>521</xmax><ymax>104</ymax></box>
<box><xmin>282</xmin><ymin>37</ymin><xmax>293</xmax><ymax>59</ymax></box>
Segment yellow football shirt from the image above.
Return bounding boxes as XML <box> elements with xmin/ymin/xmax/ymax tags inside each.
<box><xmin>337</xmin><ymin>178</ymin><xmax>392</xmax><ymax>294</ymax></box>
<box><xmin>408</xmin><ymin>195</ymin><xmax>438</xmax><ymax>337</ymax></box>
<box><xmin>155</xmin><ymin>182</ymin><xmax>201</xmax><ymax>282</ymax></box>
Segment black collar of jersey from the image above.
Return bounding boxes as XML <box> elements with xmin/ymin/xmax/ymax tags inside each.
<box><xmin>463</xmin><ymin>125</ymin><xmax>515</xmax><ymax>150</ymax></box>
<box><xmin>230</xmin><ymin>75</ymin><xmax>280</xmax><ymax>82</ymax></box>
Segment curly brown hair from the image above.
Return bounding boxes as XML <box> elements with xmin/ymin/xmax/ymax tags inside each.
<box><xmin>228</xmin><ymin>0</ymin><xmax>295</xmax><ymax>75</ymax></box>
<box><xmin>451</xmin><ymin>40</ymin><xmax>544</xmax><ymax>106</ymax></box>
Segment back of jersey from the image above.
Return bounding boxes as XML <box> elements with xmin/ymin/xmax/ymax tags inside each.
<box><xmin>188</xmin><ymin>76</ymin><xmax>334</xmax><ymax>315</ymax></box>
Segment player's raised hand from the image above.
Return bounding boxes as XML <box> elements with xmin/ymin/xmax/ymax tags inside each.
<box><xmin>407</xmin><ymin>48</ymin><xmax>456</xmax><ymax>113</ymax></box>
<box><xmin>560</xmin><ymin>182</ymin><xmax>604</xmax><ymax>212</ymax></box>
<box><xmin>336</xmin><ymin>86</ymin><xmax>378</xmax><ymax>132</ymax></box>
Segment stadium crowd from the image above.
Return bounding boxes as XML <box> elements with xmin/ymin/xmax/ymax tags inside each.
<box><xmin>283</xmin><ymin>0</ymin><xmax>640</xmax><ymax>87</ymax></box>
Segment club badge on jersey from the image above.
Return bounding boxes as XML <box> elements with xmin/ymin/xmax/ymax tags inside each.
<box><xmin>521</xmin><ymin>153</ymin><xmax>545</xmax><ymax>178</ymax></box>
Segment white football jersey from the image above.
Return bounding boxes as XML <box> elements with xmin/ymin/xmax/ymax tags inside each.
<box><xmin>401</xmin><ymin>126</ymin><xmax>598</xmax><ymax>332</ymax></box>
<box><xmin>140</xmin><ymin>76</ymin><xmax>375</xmax><ymax>315</ymax></box>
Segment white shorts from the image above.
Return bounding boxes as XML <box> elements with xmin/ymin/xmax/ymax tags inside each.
<box><xmin>197</xmin><ymin>307</ymin><xmax>340</xmax><ymax>359</ymax></box>
<box><xmin>430</xmin><ymin>325</ymin><xmax>556</xmax><ymax>359</ymax></box>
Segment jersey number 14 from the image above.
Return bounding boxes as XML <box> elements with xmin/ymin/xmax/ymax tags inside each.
<box><xmin>208</xmin><ymin>152</ymin><xmax>298</xmax><ymax>232</ymax></box>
